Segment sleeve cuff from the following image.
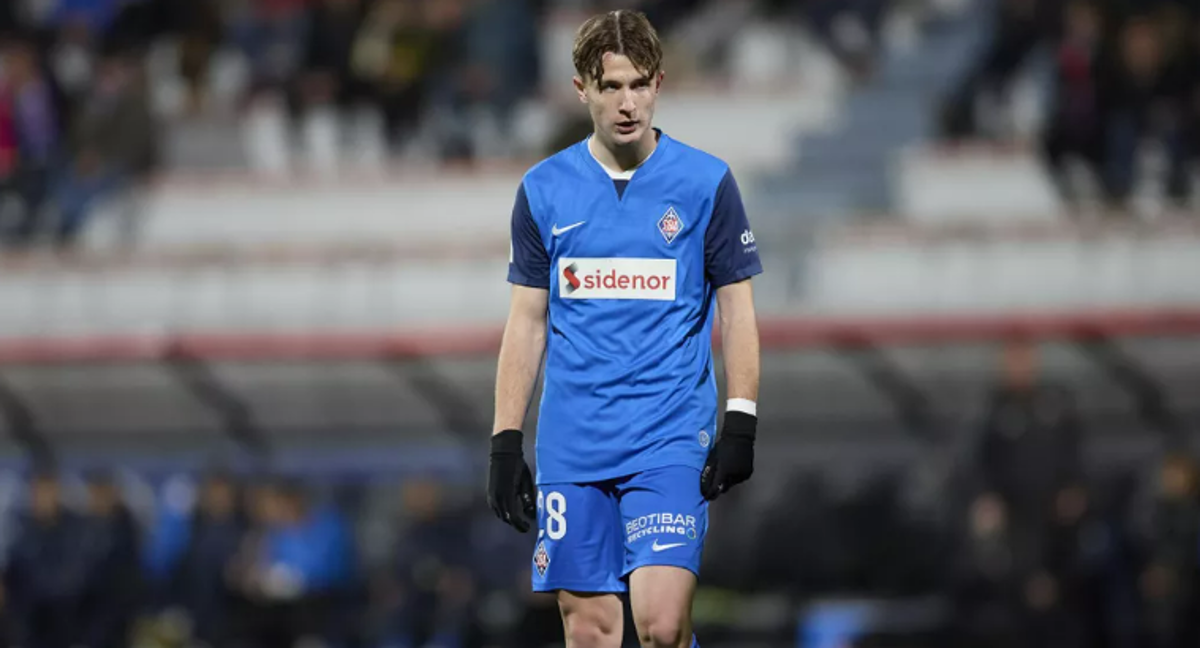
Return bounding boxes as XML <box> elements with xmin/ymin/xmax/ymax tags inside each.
<box><xmin>710</xmin><ymin>261</ymin><xmax>763</xmax><ymax>288</ymax></box>
<box><xmin>507</xmin><ymin>267</ymin><xmax>550</xmax><ymax>289</ymax></box>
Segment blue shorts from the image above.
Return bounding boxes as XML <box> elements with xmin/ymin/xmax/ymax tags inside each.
<box><xmin>530</xmin><ymin>465</ymin><xmax>708</xmax><ymax>593</ymax></box>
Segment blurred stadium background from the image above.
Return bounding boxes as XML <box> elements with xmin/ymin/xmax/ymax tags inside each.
<box><xmin>0</xmin><ymin>0</ymin><xmax>1199</xmax><ymax>646</ymax></box>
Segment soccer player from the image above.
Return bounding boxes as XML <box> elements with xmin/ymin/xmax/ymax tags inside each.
<box><xmin>486</xmin><ymin>9</ymin><xmax>762</xmax><ymax>648</ymax></box>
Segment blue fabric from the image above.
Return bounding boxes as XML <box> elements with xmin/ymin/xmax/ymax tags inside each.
<box><xmin>262</xmin><ymin>505</ymin><xmax>354</xmax><ymax>593</ymax></box>
<box><xmin>508</xmin><ymin>131</ymin><xmax>763</xmax><ymax>485</ymax></box>
<box><xmin>52</xmin><ymin>0</ymin><xmax>119</xmax><ymax>31</ymax></box>
<box><xmin>142</xmin><ymin>503</ymin><xmax>191</xmax><ymax>582</ymax></box>
<box><xmin>530</xmin><ymin>465</ymin><xmax>708</xmax><ymax>593</ymax></box>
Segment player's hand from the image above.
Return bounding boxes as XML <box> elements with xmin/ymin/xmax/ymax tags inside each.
<box><xmin>487</xmin><ymin>429</ymin><xmax>537</xmax><ymax>533</ymax></box>
<box><xmin>700</xmin><ymin>411</ymin><xmax>756</xmax><ymax>501</ymax></box>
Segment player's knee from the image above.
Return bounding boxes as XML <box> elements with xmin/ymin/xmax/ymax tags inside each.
<box><xmin>563</xmin><ymin>616</ymin><xmax>620</xmax><ymax>648</ymax></box>
<box><xmin>562</xmin><ymin>609</ymin><xmax>621</xmax><ymax>648</ymax></box>
<box><xmin>639</xmin><ymin>616</ymin><xmax>687</xmax><ymax>648</ymax></box>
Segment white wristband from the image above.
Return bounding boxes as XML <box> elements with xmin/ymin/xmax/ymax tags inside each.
<box><xmin>726</xmin><ymin>398</ymin><xmax>757</xmax><ymax>417</ymax></box>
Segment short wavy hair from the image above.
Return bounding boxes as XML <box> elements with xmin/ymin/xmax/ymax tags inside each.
<box><xmin>572</xmin><ymin>10</ymin><xmax>663</xmax><ymax>86</ymax></box>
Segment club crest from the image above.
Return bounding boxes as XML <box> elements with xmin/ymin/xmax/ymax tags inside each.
<box><xmin>658</xmin><ymin>207</ymin><xmax>684</xmax><ymax>244</ymax></box>
<box><xmin>534</xmin><ymin>541</ymin><xmax>550</xmax><ymax>577</ymax></box>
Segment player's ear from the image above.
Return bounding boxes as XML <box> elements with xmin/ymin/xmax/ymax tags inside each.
<box><xmin>655</xmin><ymin>70</ymin><xmax>665</xmax><ymax>92</ymax></box>
<box><xmin>573</xmin><ymin>75</ymin><xmax>588</xmax><ymax>103</ymax></box>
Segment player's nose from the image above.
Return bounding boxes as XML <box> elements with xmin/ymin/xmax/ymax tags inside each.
<box><xmin>619</xmin><ymin>89</ymin><xmax>636</xmax><ymax>112</ymax></box>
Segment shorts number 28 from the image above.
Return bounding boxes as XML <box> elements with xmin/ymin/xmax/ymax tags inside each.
<box><xmin>538</xmin><ymin>490</ymin><xmax>568</xmax><ymax>540</ymax></box>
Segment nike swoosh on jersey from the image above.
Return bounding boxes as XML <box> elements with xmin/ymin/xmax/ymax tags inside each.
<box><xmin>651</xmin><ymin>540</ymin><xmax>686</xmax><ymax>552</ymax></box>
<box><xmin>551</xmin><ymin>221</ymin><xmax>586</xmax><ymax>236</ymax></box>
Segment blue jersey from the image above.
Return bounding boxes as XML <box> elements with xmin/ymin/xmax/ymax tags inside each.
<box><xmin>508</xmin><ymin>131</ymin><xmax>763</xmax><ymax>484</ymax></box>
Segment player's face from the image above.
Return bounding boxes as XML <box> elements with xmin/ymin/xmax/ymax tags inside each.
<box><xmin>576</xmin><ymin>53</ymin><xmax>662</xmax><ymax>149</ymax></box>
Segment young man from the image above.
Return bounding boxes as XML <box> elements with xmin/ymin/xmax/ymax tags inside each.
<box><xmin>487</xmin><ymin>10</ymin><xmax>762</xmax><ymax>648</ymax></box>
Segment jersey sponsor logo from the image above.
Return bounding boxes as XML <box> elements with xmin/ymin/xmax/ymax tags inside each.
<box><xmin>559</xmin><ymin>258</ymin><xmax>676</xmax><ymax>301</ymax></box>
<box><xmin>551</xmin><ymin>221</ymin><xmax>586</xmax><ymax>236</ymax></box>
<box><xmin>626</xmin><ymin>512</ymin><xmax>698</xmax><ymax>544</ymax></box>
<box><xmin>651</xmin><ymin>540</ymin><xmax>686</xmax><ymax>552</ymax></box>
<box><xmin>740</xmin><ymin>229</ymin><xmax>758</xmax><ymax>254</ymax></box>
<box><xmin>658</xmin><ymin>206</ymin><xmax>684</xmax><ymax>244</ymax></box>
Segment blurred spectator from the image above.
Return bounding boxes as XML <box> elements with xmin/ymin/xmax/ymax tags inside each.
<box><xmin>805</xmin><ymin>0</ymin><xmax>892</xmax><ymax>82</ymax></box>
<box><xmin>949</xmin><ymin>492</ymin><xmax>1021</xmax><ymax>648</ymax></box>
<box><xmin>1041</xmin><ymin>484</ymin><xmax>1113</xmax><ymax>648</ymax></box>
<box><xmin>1191</xmin><ymin>10</ymin><xmax>1200</xmax><ymax>168</ymax></box>
<box><xmin>170</xmin><ymin>470</ymin><xmax>247</xmax><ymax>648</ymax></box>
<box><xmin>375</xmin><ymin>476</ymin><xmax>479</xmax><ymax>648</ymax></box>
<box><xmin>0</xmin><ymin>78</ymin><xmax>18</xmax><ymax>190</ymax></box>
<box><xmin>463</xmin><ymin>499</ymin><xmax>549</xmax><ymax>648</ymax></box>
<box><xmin>0</xmin><ymin>37</ymin><xmax>60</xmax><ymax>246</ymax></box>
<box><xmin>940</xmin><ymin>0</ymin><xmax>1063</xmax><ymax>140</ymax></box>
<box><xmin>232</xmin><ymin>478</ymin><xmax>354</xmax><ymax>648</ymax></box>
<box><xmin>351</xmin><ymin>0</ymin><xmax>450</xmax><ymax>156</ymax></box>
<box><xmin>80</xmin><ymin>471</ymin><xmax>142</xmax><ymax>648</ymax></box>
<box><xmin>49</xmin><ymin>0</ymin><xmax>112</xmax><ymax>111</ymax></box>
<box><xmin>298</xmin><ymin>0</ymin><xmax>368</xmax><ymax>114</ymax></box>
<box><xmin>2</xmin><ymin>469</ymin><xmax>91</xmax><ymax>648</ymax></box>
<box><xmin>232</xmin><ymin>0</ymin><xmax>313</xmax><ymax>97</ymax></box>
<box><xmin>432</xmin><ymin>0</ymin><xmax>540</xmax><ymax>160</ymax></box>
<box><xmin>1135</xmin><ymin>452</ymin><xmax>1200</xmax><ymax>648</ymax></box>
<box><xmin>978</xmin><ymin>340</ymin><xmax>1083</xmax><ymax>533</ymax></box>
<box><xmin>1019</xmin><ymin>482</ymin><xmax>1109</xmax><ymax>648</ymax></box>
<box><xmin>972</xmin><ymin>339</ymin><xmax>1086</xmax><ymax>645</ymax></box>
<box><xmin>1040</xmin><ymin>0</ymin><xmax>1106</xmax><ymax>209</ymax></box>
<box><xmin>55</xmin><ymin>47</ymin><xmax>157</xmax><ymax>247</ymax></box>
<box><xmin>168</xmin><ymin>0</ymin><xmax>224</xmax><ymax>115</ymax></box>
<box><xmin>1097</xmin><ymin>12</ymin><xmax>1192</xmax><ymax>209</ymax></box>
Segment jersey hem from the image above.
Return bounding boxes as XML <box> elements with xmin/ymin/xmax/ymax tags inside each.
<box><xmin>531</xmin><ymin>579</ymin><xmax>628</xmax><ymax>594</ymax></box>
<box><xmin>621</xmin><ymin>559</ymin><xmax>702</xmax><ymax>580</ymax></box>
<box><xmin>536</xmin><ymin>458</ymin><xmax>705</xmax><ymax>486</ymax></box>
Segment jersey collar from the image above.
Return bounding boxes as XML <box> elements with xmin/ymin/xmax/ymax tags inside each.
<box><xmin>581</xmin><ymin>128</ymin><xmax>670</xmax><ymax>182</ymax></box>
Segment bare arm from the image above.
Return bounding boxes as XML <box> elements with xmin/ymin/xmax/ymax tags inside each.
<box><xmin>492</xmin><ymin>284</ymin><xmax>549</xmax><ymax>435</ymax></box>
<box><xmin>716</xmin><ymin>279</ymin><xmax>760</xmax><ymax>405</ymax></box>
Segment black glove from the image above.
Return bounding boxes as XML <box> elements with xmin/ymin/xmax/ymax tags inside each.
<box><xmin>700</xmin><ymin>411</ymin><xmax>756</xmax><ymax>501</ymax></box>
<box><xmin>487</xmin><ymin>429</ymin><xmax>537</xmax><ymax>533</ymax></box>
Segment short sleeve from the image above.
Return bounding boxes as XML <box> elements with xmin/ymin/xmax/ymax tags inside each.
<box><xmin>704</xmin><ymin>168</ymin><xmax>763</xmax><ymax>287</ymax></box>
<box><xmin>507</xmin><ymin>183</ymin><xmax>551</xmax><ymax>288</ymax></box>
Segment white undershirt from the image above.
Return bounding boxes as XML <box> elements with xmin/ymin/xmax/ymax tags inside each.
<box><xmin>588</xmin><ymin>135</ymin><xmax>657</xmax><ymax>180</ymax></box>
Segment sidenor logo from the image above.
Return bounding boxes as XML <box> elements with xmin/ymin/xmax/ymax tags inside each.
<box><xmin>562</xmin><ymin>262</ymin><xmax>582</xmax><ymax>294</ymax></box>
<box><xmin>558</xmin><ymin>258</ymin><xmax>677</xmax><ymax>301</ymax></box>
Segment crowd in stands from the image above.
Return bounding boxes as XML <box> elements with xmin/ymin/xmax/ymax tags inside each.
<box><xmin>0</xmin><ymin>346</ymin><xmax>1198</xmax><ymax>648</ymax></box>
<box><xmin>940</xmin><ymin>0</ymin><xmax>1200</xmax><ymax>212</ymax></box>
<box><xmin>0</xmin><ymin>0</ymin><xmax>548</xmax><ymax>248</ymax></box>
<box><xmin>0</xmin><ymin>467</ymin><xmax>551</xmax><ymax>648</ymax></box>
<box><xmin>0</xmin><ymin>0</ymin><xmax>923</xmax><ymax>249</ymax></box>
<box><xmin>8</xmin><ymin>0</ymin><xmax>1194</xmax><ymax>247</ymax></box>
<box><xmin>1</xmin><ymin>450</ymin><xmax>1197</xmax><ymax>647</ymax></box>
<box><xmin>0</xmin><ymin>8</ymin><xmax>157</xmax><ymax>248</ymax></box>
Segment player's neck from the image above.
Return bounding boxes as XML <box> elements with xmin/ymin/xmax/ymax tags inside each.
<box><xmin>589</xmin><ymin>129</ymin><xmax>658</xmax><ymax>174</ymax></box>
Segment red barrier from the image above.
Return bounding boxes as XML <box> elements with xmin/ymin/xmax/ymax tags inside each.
<box><xmin>2</xmin><ymin>307</ymin><xmax>1199</xmax><ymax>365</ymax></box>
